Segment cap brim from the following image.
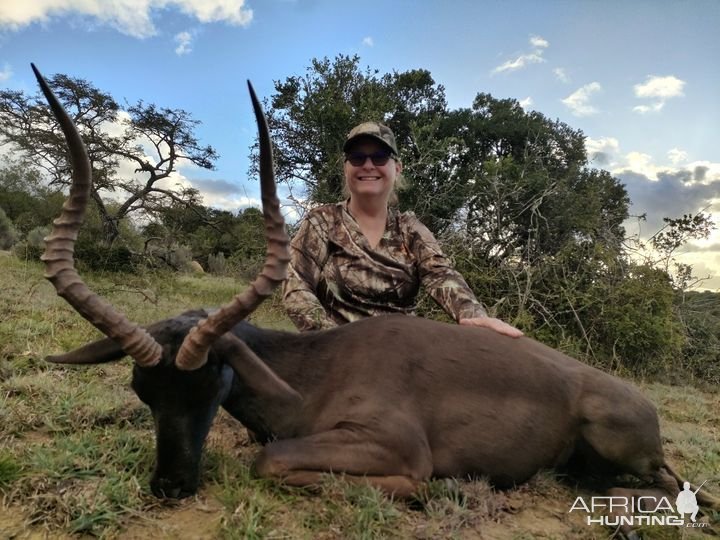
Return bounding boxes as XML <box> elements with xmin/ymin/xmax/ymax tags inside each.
<box><xmin>343</xmin><ymin>134</ymin><xmax>395</xmax><ymax>154</ymax></box>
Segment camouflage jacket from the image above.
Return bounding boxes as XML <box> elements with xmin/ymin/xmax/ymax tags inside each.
<box><xmin>282</xmin><ymin>201</ymin><xmax>487</xmax><ymax>331</ymax></box>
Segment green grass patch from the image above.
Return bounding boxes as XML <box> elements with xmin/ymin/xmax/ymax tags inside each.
<box><xmin>0</xmin><ymin>451</ymin><xmax>23</xmax><ymax>488</ymax></box>
<box><xmin>6</xmin><ymin>427</ymin><xmax>155</xmax><ymax>534</ymax></box>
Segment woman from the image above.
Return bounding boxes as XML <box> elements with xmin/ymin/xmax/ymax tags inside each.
<box><xmin>282</xmin><ymin>121</ymin><xmax>522</xmax><ymax>338</ymax></box>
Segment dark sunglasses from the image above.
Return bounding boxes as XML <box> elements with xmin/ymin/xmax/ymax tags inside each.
<box><xmin>344</xmin><ymin>150</ymin><xmax>394</xmax><ymax>167</ymax></box>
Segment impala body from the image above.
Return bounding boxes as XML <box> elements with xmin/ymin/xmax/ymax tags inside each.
<box><xmin>58</xmin><ymin>309</ymin><xmax>667</xmax><ymax>501</ymax></box>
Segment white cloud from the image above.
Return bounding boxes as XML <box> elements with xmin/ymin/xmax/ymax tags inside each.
<box><xmin>633</xmin><ymin>75</ymin><xmax>685</xmax><ymax>114</ymax></box>
<box><xmin>0</xmin><ymin>63</ymin><xmax>12</xmax><ymax>82</ymax></box>
<box><xmin>492</xmin><ymin>34</ymin><xmax>548</xmax><ymax>74</ymax></box>
<box><xmin>185</xmin><ymin>177</ymin><xmax>265</xmax><ymax>212</ymax></box>
<box><xmin>623</xmin><ymin>151</ymin><xmax>655</xmax><ymax>178</ymax></box>
<box><xmin>200</xmin><ymin>193</ymin><xmax>260</xmax><ymax>212</ymax></box>
<box><xmin>668</xmin><ymin>148</ymin><xmax>688</xmax><ymax>166</ymax></box>
<box><xmin>518</xmin><ymin>96</ymin><xmax>533</xmax><ymax>110</ymax></box>
<box><xmin>553</xmin><ymin>67</ymin><xmax>569</xmax><ymax>83</ymax></box>
<box><xmin>0</xmin><ymin>0</ymin><xmax>253</xmax><ymax>39</ymax></box>
<box><xmin>585</xmin><ymin>136</ymin><xmax>620</xmax><ymax>155</ymax></box>
<box><xmin>362</xmin><ymin>36</ymin><xmax>373</xmax><ymax>47</ymax></box>
<box><xmin>613</xmin><ymin>156</ymin><xmax>720</xmax><ymax>288</ymax></box>
<box><xmin>634</xmin><ymin>75</ymin><xmax>685</xmax><ymax>99</ymax></box>
<box><xmin>174</xmin><ymin>31</ymin><xmax>193</xmax><ymax>55</ymax></box>
<box><xmin>529</xmin><ymin>35</ymin><xmax>548</xmax><ymax>48</ymax></box>
<box><xmin>585</xmin><ymin>136</ymin><xmax>619</xmax><ymax>166</ymax></box>
<box><xmin>492</xmin><ymin>52</ymin><xmax>545</xmax><ymax>74</ymax></box>
<box><xmin>561</xmin><ymin>82</ymin><xmax>602</xmax><ymax>117</ymax></box>
<box><xmin>633</xmin><ymin>102</ymin><xmax>665</xmax><ymax>114</ymax></box>
<box><xmin>99</xmin><ymin>110</ymin><xmax>131</xmax><ymax>137</ymax></box>
<box><xmin>156</xmin><ymin>170</ymin><xmax>194</xmax><ymax>192</ymax></box>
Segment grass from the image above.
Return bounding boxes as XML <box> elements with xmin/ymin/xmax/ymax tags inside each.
<box><xmin>1</xmin><ymin>253</ymin><xmax>718</xmax><ymax>538</ymax></box>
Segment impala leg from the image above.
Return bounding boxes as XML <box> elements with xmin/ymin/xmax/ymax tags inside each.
<box><xmin>604</xmin><ymin>468</ymin><xmax>682</xmax><ymax>539</ymax></box>
<box><xmin>278</xmin><ymin>470</ymin><xmax>422</xmax><ymax>497</ymax></box>
<box><xmin>253</xmin><ymin>426</ymin><xmax>433</xmax><ymax>497</ymax></box>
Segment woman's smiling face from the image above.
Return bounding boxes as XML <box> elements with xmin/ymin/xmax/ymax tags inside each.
<box><xmin>343</xmin><ymin>138</ymin><xmax>402</xmax><ymax>203</ymax></box>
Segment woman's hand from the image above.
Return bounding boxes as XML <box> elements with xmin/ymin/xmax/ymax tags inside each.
<box><xmin>459</xmin><ymin>317</ymin><xmax>524</xmax><ymax>338</ymax></box>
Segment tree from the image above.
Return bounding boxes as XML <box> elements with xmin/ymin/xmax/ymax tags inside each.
<box><xmin>0</xmin><ymin>207</ymin><xmax>17</xmax><ymax>249</ymax></box>
<box><xmin>0</xmin><ymin>162</ymin><xmax>65</xmax><ymax>234</ymax></box>
<box><xmin>0</xmin><ymin>73</ymin><xmax>217</xmax><ymax>245</ymax></box>
<box><xmin>446</xmin><ymin>94</ymin><xmax>629</xmax><ymax>264</ymax></box>
<box><xmin>676</xmin><ymin>290</ymin><xmax>720</xmax><ymax>383</ymax></box>
<box><xmin>649</xmin><ymin>211</ymin><xmax>715</xmax><ymax>290</ymax></box>
<box><xmin>255</xmin><ymin>55</ymin><xmax>456</xmax><ymax>228</ymax></box>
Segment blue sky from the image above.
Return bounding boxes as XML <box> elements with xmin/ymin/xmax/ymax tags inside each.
<box><xmin>1</xmin><ymin>0</ymin><xmax>719</xmax><ymax>287</ymax></box>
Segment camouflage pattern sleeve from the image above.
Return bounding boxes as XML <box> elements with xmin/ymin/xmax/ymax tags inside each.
<box><xmin>404</xmin><ymin>214</ymin><xmax>488</xmax><ymax>321</ymax></box>
<box><xmin>282</xmin><ymin>211</ymin><xmax>338</xmax><ymax>331</ymax></box>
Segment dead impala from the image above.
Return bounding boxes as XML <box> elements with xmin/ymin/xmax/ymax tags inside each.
<box><xmin>34</xmin><ymin>64</ymin><xmax>717</xmax><ymax>532</ymax></box>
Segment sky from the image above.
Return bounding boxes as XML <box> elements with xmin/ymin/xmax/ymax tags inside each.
<box><xmin>1</xmin><ymin>0</ymin><xmax>719</xmax><ymax>288</ymax></box>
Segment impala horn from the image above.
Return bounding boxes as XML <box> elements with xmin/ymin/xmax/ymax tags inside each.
<box><xmin>34</xmin><ymin>63</ymin><xmax>163</xmax><ymax>366</ymax></box>
<box><xmin>175</xmin><ymin>82</ymin><xmax>289</xmax><ymax>370</ymax></box>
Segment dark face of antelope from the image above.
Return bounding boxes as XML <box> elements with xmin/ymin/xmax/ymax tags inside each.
<box><xmin>50</xmin><ymin>311</ymin><xmax>234</xmax><ymax>498</ymax></box>
<box><xmin>35</xmin><ymin>64</ymin><xmax>289</xmax><ymax>499</ymax></box>
<box><xmin>132</xmin><ymin>314</ymin><xmax>234</xmax><ymax>498</ymax></box>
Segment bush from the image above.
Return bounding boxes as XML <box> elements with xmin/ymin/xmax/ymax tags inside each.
<box><xmin>444</xmin><ymin>232</ymin><xmax>689</xmax><ymax>375</ymax></box>
<box><xmin>167</xmin><ymin>245</ymin><xmax>194</xmax><ymax>272</ymax></box>
<box><xmin>228</xmin><ymin>252</ymin><xmax>266</xmax><ymax>281</ymax></box>
<box><xmin>207</xmin><ymin>252</ymin><xmax>228</xmax><ymax>275</ymax></box>
<box><xmin>591</xmin><ymin>265</ymin><xmax>684</xmax><ymax>373</ymax></box>
<box><xmin>12</xmin><ymin>225</ymin><xmax>50</xmax><ymax>261</ymax></box>
<box><xmin>0</xmin><ymin>207</ymin><xmax>18</xmax><ymax>249</ymax></box>
<box><xmin>75</xmin><ymin>244</ymin><xmax>137</xmax><ymax>273</ymax></box>
<box><xmin>676</xmin><ymin>291</ymin><xmax>720</xmax><ymax>384</ymax></box>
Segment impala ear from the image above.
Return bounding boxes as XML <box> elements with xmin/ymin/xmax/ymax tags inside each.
<box><xmin>46</xmin><ymin>337</ymin><xmax>126</xmax><ymax>365</ymax></box>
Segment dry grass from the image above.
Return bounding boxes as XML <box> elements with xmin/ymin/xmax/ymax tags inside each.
<box><xmin>0</xmin><ymin>254</ymin><xmax>718</xmax><ymax>539</ymax></box>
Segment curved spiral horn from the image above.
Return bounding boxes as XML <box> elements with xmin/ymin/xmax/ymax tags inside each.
<box><xmin>34</xmin><ymin>64</ymin><xmax>163</xmax><ymax>367</ymax></box>
<box><xmin>175</xmin><ymin>81</ymin><xmax>289</xmax><ymax>370</ymax></box>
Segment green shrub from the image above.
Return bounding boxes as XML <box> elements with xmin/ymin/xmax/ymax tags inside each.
<box><xmin>228</xmin><ymin>251</ymin><xmax>265</xmax><ymax>281</ymax></box>
<box><xmin>591</xmin><ymin>265</ymin><xmax>684</xmax><ymax>372</ymax></box>
<box><xmin>12</xmin><ymin>225</ymin><xmax>50</xmax><ymax>261</ymax></box>
<box><xmin>0</xmin><ymin>451</ymin><xmax>22</xmax><ymax>488</ymax></box>
<box><xmin>207</xmin><ymin>251</ymin><xmax>229</xmax><ymax>275</ymax></box>
<box><xmin>0</xmin><ymin>207</ymin><xmax>18</xmax><ymax>249</ymax></box>
<box><xmin>75</xmin><ymin>244</ymin><xmax>137</xmax><ymax>273</ymax></box>
<box><xmin>676</xmin><ymin>291</ymin><xmax>720</xmax><ymax>384</ymax></box>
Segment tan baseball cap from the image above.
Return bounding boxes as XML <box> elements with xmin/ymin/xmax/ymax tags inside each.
<box><xmin>343</xmin><ymin>121</ymin><xmax>398</xmax><ymax>154</ymax></box>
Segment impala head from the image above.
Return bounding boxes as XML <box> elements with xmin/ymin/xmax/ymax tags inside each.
<box><xmin>35</xmin><ymin>64</ymin><xmax>289</xmax><ymax>497</ymax></box>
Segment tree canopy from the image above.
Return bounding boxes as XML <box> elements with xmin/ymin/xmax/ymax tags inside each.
<box><xmin>259</xmin><ymin>54</ymin><xmax>629</xmax><ymax>259</ymax></box>
<box><xmin>0</xmin><ymin>73</ymin><xmax>217</xmax><ymax>245</ymax></box>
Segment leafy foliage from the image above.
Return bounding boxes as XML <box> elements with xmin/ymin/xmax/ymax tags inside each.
<box><xmin>0</xmin><ymin>206</ymin><xmax>17</xmax><ymax>249</ymax></box>
<box><xmin>0</xmin><ymin>74</ymin><xmax>217</xmax><ymax>245</ymax></box>
<box><xmin>676</xmin><ymin>290</ymin><xmax>720</xmax><ymax>384</ymax></box>
<box><xmin>0</xmin><ymin>163</ymin><xmax>65</xmax><ymax>234</ymax></box>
